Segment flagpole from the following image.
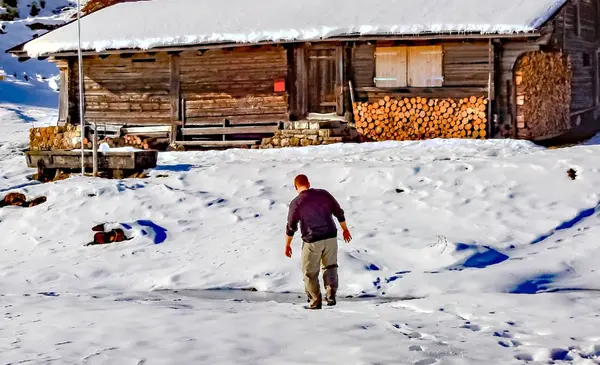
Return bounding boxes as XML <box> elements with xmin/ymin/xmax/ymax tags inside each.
<box><xmin>77</xmin><ymin>0</ymin><xmax>85</xmax><ymax>176</ymax></box>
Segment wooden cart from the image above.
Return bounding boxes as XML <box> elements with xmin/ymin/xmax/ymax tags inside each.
<box><xmin>25</xmin><ymin>149</ymin><xmax>158</xmax><ymax>181</ymax></box>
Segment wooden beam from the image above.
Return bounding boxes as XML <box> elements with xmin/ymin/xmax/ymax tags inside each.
<box><xmin>570</xmin><ymin>105</ymin><xmax>600</xmax><ymax>117</ymax></box>
<box><xmin>296</xmin><ymin>47</ymin><xmax>308</xmax><ymax>118</ymax></box>
<box><xmin>33</xmin><ymin>33</ymin><xmax>542</xmax><ymax>59</ymax></box>
<box><xmin>58</xmin><ymin>67</ymin><xmax>69</xmax><ymax>125</ymax></box>
<box><xmin>170</xmin><ymin>54</ymin><xmax>181</xmax><ymax>144</ymax></box>
<box><xmin>181</xmin><ymin>125</ymin><xmax>278</xmax><ymax>136</ymax></box>
<box><xmin>335</xmin><ymin>45</ymin><xmax>344</xmax><ymax>116</ymax></box>
<box><xmin>487</xmin><ymin>38</ymin><xmax>493</xmax><ymax>139</ymax></box>
<box><xmin>184</xmin><ymin>113</ymin><xmax>288</xmax><ymax>126</ymax></box>
<box><xmin>122</xmin><ymin>126</ymin><xmax>172</xmax><ymax>134</ymax></box>
<box><xmin>176</xmin><ymin>140</ymin><xmax>259</xmax><ymax>147</ymax></box>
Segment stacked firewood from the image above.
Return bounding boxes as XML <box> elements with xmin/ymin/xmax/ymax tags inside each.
<box><xmin>29</xmin><ymin>125</ymin><xmax>90</xmax><ymax>151</ymax></box>
<box><xmin>353</xmin><ymin>96</ymin><xmax>488</xmax><ymax>141</ymax></box>
<box><xmin>514</xmin><ymin>52</ymin><xmax>571</xmax><ymax>139</ymax></box>
<box><xmin>102</xmin><ymin>135</ymin><xmax>167</xmax><ymax>150</ymax></box>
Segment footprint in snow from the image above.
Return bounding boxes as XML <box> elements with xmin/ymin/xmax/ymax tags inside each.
<box><xmin>493</xmin><ymin>330</ymin><xmax>513</xmax><ymax>339</ymax></box>
<box><xmin>498</xmin><ymin>340</ymin><xmax>521</xmax><ymax>348</ymax></box>
<box><xmin>514</xmin><ymin>353</ymin><xmax>533</xmax><ymax>362</ymax></box>
<box><xmin>460</xmin><ymin>322</ymin><xmax>481</xmax><ymax>332</ymax></box>
<box><xmin>414</xmin><ymin>358</ymin><xmax>437</xmax><ymax>365</ymax></box>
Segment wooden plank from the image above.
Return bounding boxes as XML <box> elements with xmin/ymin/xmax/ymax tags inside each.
<box><xmin>185</xmin><ymin>113</ymin><xmax>288</xmax><ymax>126</ymax></box>
<box><xmin>122</xmin><ymin>126</ymin><xmax>172</xmax><ymax>134</ymax></box>
<box><xmin>408</xmin><ymin>45</ymin><xmax>443</xmax><ymax>87</ymax></box>
<box><xmin>58</xmin><ymin>67</ymin><xmax>69</xmax><ymax>124</ymax></box>
<box><xmin>487</xmin><ymin>39</ymin><xmax>493</xmax><ymax>138</ymax></box>
<box><xmin>181</xmin><ymin>125</ymin><xmax>278</xmax><ymax>136</ymax></box>
<box><xmin>170</xmin><ymin>54</ymin><xmax>181</xmax><ymax>145</ymax></box>
<box><xmin>352</xmin><ymin>43</ymin><xmax>375</xmax><ymax>89</ymax></box>
<box><xmin>308</xmin><ymin>49</ymin><xmax>319</xmax><ymax>113</ymax></box>
<box><xmin>374</xmin><ymin>46</ymin><xmax>407</xmax><ymax>88</ymax></box>
<box><xmin>185</xmin><ymin>107</ymin><xmax>288</xmax><ymax>118</ymax></box>
<box><xmin>176</xmin><ymin>140</ymin><xmax>259</xmax><ymax>147</ymax></box>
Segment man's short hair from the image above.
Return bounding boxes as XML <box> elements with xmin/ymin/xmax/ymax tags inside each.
<box><xmin>294</xmin><ymin>174</ymin><xmax>310</xmax><ymax>188</ymax></box>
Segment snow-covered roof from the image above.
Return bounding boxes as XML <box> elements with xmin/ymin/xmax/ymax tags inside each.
<box><xmin>20</xmin><ymin>0</ymin><xmax>566</xmax><ymax>57</ymax></box>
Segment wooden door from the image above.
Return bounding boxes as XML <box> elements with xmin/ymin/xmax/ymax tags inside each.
<box><xmin>307</xmin><ymin>48</ymin><xmax>340</xmax><ymax>114</ymax></box>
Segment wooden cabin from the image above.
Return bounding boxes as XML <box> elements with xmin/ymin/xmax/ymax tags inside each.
<box><xmin>8</xmin><ymin>0</ymin><xmax>600</xmax><ymax>148</ymax></box>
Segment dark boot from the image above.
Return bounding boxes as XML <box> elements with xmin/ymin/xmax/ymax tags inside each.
<box><xmin>304</xmin><ymin>301</ymin><xmax>322</xmax><ymax>310</ymax></box>
<box><xmin>326</xmin><ymin>296</ymin><xmax>336</xmax><ymax>306</ymax></box>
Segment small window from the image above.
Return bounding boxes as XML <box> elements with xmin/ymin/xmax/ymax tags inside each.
<box><xmin>375</xmin><ymin>45</ymin><xmax>443</xmax><ymax>88</ymax></box>
<box><xmin>583</xmin><ymin>53</ymin><xmax>591</xmax><ymax>67</ymax></box>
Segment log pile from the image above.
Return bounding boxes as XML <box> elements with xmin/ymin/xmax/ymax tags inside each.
<box><xmin>352</xmin><ymin>96</ymin><xmax>488</xmax><ymax>141</ymax></box>
<box><xmin>260</xmin><ymin>129</ymin><xmax>343</xmax><ymax>149</ymax></box>
<box><xmin>514</xmin><ymin>51</ymin><xmax>572</xmax><ymax>139</ymax></box>
<box><xmin>102</xmin><ymin>135</ymin><xmax>168</xmax><ymax>150</ymax></box>
<box><xmin>29</xmin><ymin>125</ymin><xmax>89</xmax><ymax>151</ymax></box>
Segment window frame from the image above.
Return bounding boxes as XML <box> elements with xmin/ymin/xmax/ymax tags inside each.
<box><xmin>374</xmin><ymin>45</ymin><xmax>444</xmax><ymax>88</ymax></box>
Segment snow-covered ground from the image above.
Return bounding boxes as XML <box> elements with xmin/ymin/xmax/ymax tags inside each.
<box><xmin>2</xmin><ymin>104</ymin><xmax>600</xmax><ymax>364</ymax></box>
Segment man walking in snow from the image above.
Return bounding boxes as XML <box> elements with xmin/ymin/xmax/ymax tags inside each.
<box><xmin>285</xmin><ymin>174</ymin><xmax>352</xmax><ymax>309</ymax></box>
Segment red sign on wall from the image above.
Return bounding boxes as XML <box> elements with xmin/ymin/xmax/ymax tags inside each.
<box><xmin>274</xmin><ymin>79</ymin><xmax>286</xmax><ymax>92</ymax></box>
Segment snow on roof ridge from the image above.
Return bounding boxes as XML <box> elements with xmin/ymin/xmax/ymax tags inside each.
<box><xmin>21</xmin><ymin>0</ymin><xmax>567</xmax><ymax>57</ymax></box>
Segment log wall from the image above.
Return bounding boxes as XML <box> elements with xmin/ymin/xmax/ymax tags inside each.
<box><xmin>549</xmin><ymin>0</ymin><xmax>600</xmax><ymax>138</ymax></box>
<box><xmin>179</xmin><ymin>46</ymin><xmax>289</xmax><ymax>126</ymax></box>
<box><xmin>350</xmin><ymin>41</ymin><xmax>491</xmax><ymax>100</ymax></box>
<box><xmin>71</xmin><ymin>53</ymin><xmax>172</xmax><ymax>125</ymax></box>
<box><xmin>63</xmin><ymin>46</ymin><xmax>290</xmax><ymax>132</ymax></box>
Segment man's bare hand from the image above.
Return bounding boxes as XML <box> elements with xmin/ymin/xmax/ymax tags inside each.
<box><xmin>285</xmin><ymin>245</ymin><xmax>293</xmax><ymax>258</ymax></box>
<box><xmin>343</xmin><ymin>229</ymin><xmax>352</xmax><ymax>243</ymax></box>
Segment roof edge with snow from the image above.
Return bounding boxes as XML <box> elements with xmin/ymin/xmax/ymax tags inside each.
<box><xmin>9</xmin><ymin>0</ymin><xmax>568</xmax><ymax>58</ymax></box>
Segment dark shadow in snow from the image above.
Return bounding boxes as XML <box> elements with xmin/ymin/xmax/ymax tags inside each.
<box><xmin>365</xmin><ymin>263</ymin><xmax>381</xmax><ymax>271</ymax></box>
<box><xmin>116</xmin><ymin>182</ymin><xmax>146</xmax><ymax>192</ymax></box>
<box><xmin>448</xmin><ymin>243</ymin><xmax>509</xmax><ymax>270</ymax></box>
<box><xmin>7</xmin><ymin>107</ymin><xmax>36</xmax><ymax>123</ymax></box>
<box><xmin>530</xmin><ymin>201</ymin><xmax>600</xmax><ymax>245</ymax></box>
<box><xmin>462</xmin><ymin>248</ymin><xmax>509</xmax><ymax>268</ymax></box>
<box><xmin>510</xmin><ymin>273</ymin><xmax>558</xmax><ymax>294</ymax></box>
<box><xmin>154</xmin><ymin>164</ymin><xmax>195</xmax><ymax>172</ymax></box>
<box><xmin>38</xmin><ymin>292</ymin><xmax>59</xmax><ymax>297</ymax></box>
<box><xmin>121</xmin><ymin>220</ymin><xmax>168</xmax><ymax>244</ymax></box>
<box><xmin>0</xmin><ymin>181</ymin><xmax>41</xmax><ymax>193</ymax></box>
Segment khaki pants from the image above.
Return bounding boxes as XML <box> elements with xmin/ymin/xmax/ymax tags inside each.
<box><xmin>301</xmin><ymin>237</ymin><xmax>338</xmax><ymax>307</ymax></box>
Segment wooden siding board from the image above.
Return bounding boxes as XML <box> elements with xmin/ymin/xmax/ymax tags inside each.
<box><xmin>179</xmin><ymin>46</ymin><xmax>289</xmax><ymax>125</ymax></box>
<box><xmin>71</xmin><ymin>54</ymin><xmax>172</xmax><ymax>125</ymax></box>
<box><xmin>443</xmin><ymin>43</ymin><xmax>492</xmax><ymax>87</ymax></box>
<box><xmin>375</xmin><ymin>46</ymin><xmax>408</xmax><ymax>87</ymax></box>
<box><xmin>58</xmin><ymin>67</ymin><xmax>69</xmax><ymax>123</ymax></box>
<box><xmin>170</xmin><ymin>53</ymin><xmax>181</xmax><ymax>143</ymax></box>
<box><xmin>550</xmin><ymin>0</ymin><xmax>600</xmax><ymax>129</ymax></box>
<box><xmin>352</xmin><ymin>43</ymin><xmax>376</xmax><ymax>89</ymax></box>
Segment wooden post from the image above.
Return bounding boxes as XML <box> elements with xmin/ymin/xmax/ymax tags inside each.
<box><xmin>336</xmin><ymin>45</ymin><xmax>344</xmax><ymax>116</ymax></box>
<box><xmin>58</xmin><ymin>66</ymin><xmax>69</xmax><ymax>125</ymax></box>
<box><xmin>170</xmin><ymin>54</ymin><xmax>181</xmax><ymax>145</ymax></box>
<box><xmin>295</xmin><ymin>46</ymin><xmax>307</xmax><ymax>118</ymax></box>
<box><xmin>487</xmin><ymin>39</ymin><xmax>494</xmax><ymax>139</ymax></box>
<box><xmin>92</xmin><ymin>122</ymin><xmax>98</xmax><ymax>176</ymax></box>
